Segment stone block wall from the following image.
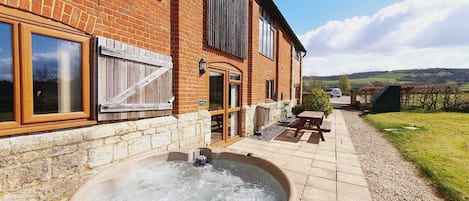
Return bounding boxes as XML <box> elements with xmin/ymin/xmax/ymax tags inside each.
<box><xmin>0</xmin><ymin>111</ymin><xmax>210</xmax><ymax>200</ymax></box>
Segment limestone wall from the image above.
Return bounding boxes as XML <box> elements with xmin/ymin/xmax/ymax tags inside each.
<box><xmin>0</xmin><ymin>111</ymin><xmax>210</xmax><ymax>201</ymax></box>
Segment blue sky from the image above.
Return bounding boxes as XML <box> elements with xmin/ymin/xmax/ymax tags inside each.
<box><xmin>274</xmin><ymin>0</ymin><xmax>469</xmax><ymax>76</ymax></box>
<box><xmin>274</xmin><ymin>0</ymin><xmax>401</xmax><ymax>35</ymax></box>
<box><xmin>0</xmin><ymin>23</ymin><xmax>13</xmax><ymax>81</ymax></box>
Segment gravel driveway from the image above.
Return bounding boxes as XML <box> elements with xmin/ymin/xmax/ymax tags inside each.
<box><xmin>342</xmin><ymin>110</ymin><xmax>442</xmax><ymax>201</ymax></box>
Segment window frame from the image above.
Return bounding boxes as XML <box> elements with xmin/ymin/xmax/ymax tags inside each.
<box><xmin>259</xmin><ymin>7</ymin><xmax>274</xmax><ymax>59</ymax></box>
<box><xmin>20</xmin><ymin>24</ymin><xmax>91</xmax><ymax>124</ymax></box>
<box><xmin>0</xmin><ymin>10</ymin><xmax>94</xmax><ymax>136</ymax></box>
<box><xmin>229</xmin><ymin>74</ymin><xmax>241</xmax><ymax>111</ymax></box>
<box><xmin>0</xmin><ymin>19</ymin><xmax>21</xmax><ymax>129</ymax></box>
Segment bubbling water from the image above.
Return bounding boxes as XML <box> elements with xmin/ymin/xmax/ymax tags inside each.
<box><xmin>92</xmin><ymin>160</ymin><xmax>286</xmax><ymax>201</ymax></box>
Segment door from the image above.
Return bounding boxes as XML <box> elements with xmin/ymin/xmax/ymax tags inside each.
<box><xmin>209</xmin><ymin>69</ymin><xmax>241</xmax><ymax>146</ymax></box>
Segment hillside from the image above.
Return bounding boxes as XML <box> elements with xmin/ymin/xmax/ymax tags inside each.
<box><xmin>304</xmin><ymin>68</ymin><xmax>469</xmax><ymax>90</ymax></box>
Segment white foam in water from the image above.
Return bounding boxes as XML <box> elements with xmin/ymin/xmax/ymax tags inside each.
<box><xmin>92</xmin><ymin>160</ymin><xmax>286</xmax><ymax>201</ymax></box>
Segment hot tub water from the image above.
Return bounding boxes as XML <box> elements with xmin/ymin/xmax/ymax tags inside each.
<box><xmin>91</xmin><ymin>160</ymin><xmax>287</xmax><ymax>201</ymax></box>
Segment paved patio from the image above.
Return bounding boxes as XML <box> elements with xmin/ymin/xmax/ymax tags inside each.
<box><xmin>226</xmin><ymin>110</ymin><xmax>372</xmax><ymax>201</ymax></box>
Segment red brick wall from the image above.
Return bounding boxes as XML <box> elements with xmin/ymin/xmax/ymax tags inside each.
<box><xmin>0</xmin><ymin>0</ymin><xmax>172</xmax><ymax>55</ymax></box>
<box><xmin>277</xmin><ymin>29</ymin><xmax>293</xmax><ymax>101</ymax></box>
<box><xmin>171</xmin><ymin>1</ymin><xmax>248</xmax><ymax>114</ymax></box>
<box><xmin>250</xmin><ymin>0</ymin><xmax>276</xmax><ymax>104</ymax></box>
<box><xmin>1</xmin><ymin>0</ymin><xmax>302</xmax><ymax>115</ymax></box>
<box><xmin>292</xmin><ymin>48</ymin><xmax>302</xmax><ymax>103</ymax></box>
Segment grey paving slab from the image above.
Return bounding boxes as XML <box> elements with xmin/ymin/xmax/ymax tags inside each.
<box><xmin>303</xmin><ymin>186</ymin><xmax>337</xmax><ymax>201</ymax></box>
<box><xmin>337</xmin><ymin>182</ymin><xmax>372</xmax><ymax>201</ymax></box>
<box><xmin>307</xmin><ymin>176</ymin><xmax>337</xmax><ymax>193</ymax></box>
<box><xmin>226</xmin><ymin>110</ymin><xmax>372</xmax><ymax>201</ymax></box>
<box><xmin>285</xmin><ymin>169</ymin><xmax>309</xmax><ymax>185</ymax></box>
<box><xmin>337</xmin><ymin>164</ymin><xmax>365</xmax><ymax>176</ymax></box>
<box><xmin>309</xmin><ymin>167</ymin><xmax>337</xmax><ymax>180</ymax></box>
<box><xmin>312</xmin><ymin>160</ymin><xmax>336</xmax><ymax>170</ymax></box>
<box><xmin>337</xmin><ymin>172</ymin><xmax>368</xmax><ymax>187</ymax></box>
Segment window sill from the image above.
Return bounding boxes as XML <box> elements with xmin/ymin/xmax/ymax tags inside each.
<box><xmin>259</xmin><ymin>52</ymin><xmax>274</xmax><ymax>61</ymax></box>
<box><xmin>0</xmin><ymin>120</ymin><xmax>97</xmax><ymax>136</ymax></box>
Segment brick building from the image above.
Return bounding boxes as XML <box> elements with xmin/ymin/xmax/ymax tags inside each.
<box><xmin>0</xmin><ymin>0</ymin><xmax>305</xmax><ymax>199</ymax></box>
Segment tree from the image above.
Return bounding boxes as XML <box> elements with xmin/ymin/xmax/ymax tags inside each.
<box><xmin>302</xmin><ymin>79</ymin><xmax>325</xmax><ymax>93</ymax></box>
<box><xmin>338</xmin><ymin>74</ymin><xmax>352</xmax><ymax>93</ymax></box>
<box><xmin>303</xmin><ymin>87</ymin><xmax>333</xmax><ymax>117</ymax></box>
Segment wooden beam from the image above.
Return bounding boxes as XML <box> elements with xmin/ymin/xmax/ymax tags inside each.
<box><xmin>108</xmin><ymin>67</ymin><xmax>170</xmax><ymax>104</ymax></box>
<box><xmin>100</xmin><ymin>103</ymin><xmax>173</xmax><ymax>113</ymax></box>
<box><xmin>100</xmin><ymin>45</ymin><xmax>173</xmax><ymax>68</ymax></box>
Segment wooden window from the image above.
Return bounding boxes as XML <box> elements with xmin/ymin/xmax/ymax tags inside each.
<box><xmin>229</xmin><ymin>73</ymin><xmax>241</xmax><ymax>108</ymax></box>
<box><xmin>0</xmin><ymin>14</ymin><xmax>93</xmax><ymax>136</ymax></box>
<box><xmin>228</xmin><ymin>73</ymin><xmax>241</xmax><ymax>139</ymax></box>
<box><xmin>0</xmin><ymin>20</ymin><xmax>20</xmax><ymax>129</ymax></box>
<box><xmin>265</xmin><ymin>79</ymin><xmax>275</xmax><ymax>100</ymax></box>
<box><xmin>206</xmin><ymin>0</ymin><xmax>248</xmax><ymax>58</ymax></box>
<box><xmin>259</xmin><ymin>7</ymin><xmax>274</xmax><ymax>59</ymax></box>
<box><xmin>209</xmin><ymin>72</ymin><xmax>224</xmax><ymax>111</ymax></box>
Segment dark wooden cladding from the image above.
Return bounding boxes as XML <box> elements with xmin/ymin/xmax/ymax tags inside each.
<box><xmin>207</xmin><ymin>0</ymin><xmax>247</xmax><ymax>58</ymax></box>
<box><xmin>97</xmin><ymin>37</ymin><xmax>173</xmax><ymax>121</ymax></box>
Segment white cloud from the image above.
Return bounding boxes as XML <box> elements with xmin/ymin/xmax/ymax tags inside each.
<box><xmin>32</xmin><ymin>42</ymin><xmax>81</xmax><ymax>62</ymax></box>
<box><xmin>0</xmin><ymin>57</ymin><xmax>12</xmax><ymax>65</ymax></box>
<box><xmin>32</xmin><ymin>52</ymin><xmax>58</xmax><ymax>61</ymax></box>
<box><xmin>0</xmin><ymin>57</ymin><xmax>13</xmax><ymax>81</ymax></box>
<box><xmin>300</xmin><ymin>0</ymin><xmax>469</xmax><ymax>76</ymax></box>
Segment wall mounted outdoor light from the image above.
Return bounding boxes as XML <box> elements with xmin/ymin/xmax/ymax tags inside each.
<box><xmin>199</xmin><ymin>58</ymin><xmax>206</xmax><ymax>75</ymax></box>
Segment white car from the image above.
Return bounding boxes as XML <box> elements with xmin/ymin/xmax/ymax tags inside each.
<box><xmin>325</xmin><ymin>88</ymin><xmax>342</xmax><ymax>97</ymax></box>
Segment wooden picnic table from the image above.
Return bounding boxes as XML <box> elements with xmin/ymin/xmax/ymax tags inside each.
<box><xmin>292</xmin><ymin>111</ymin><xmax>325</xmax><ymax>141</ymax></box>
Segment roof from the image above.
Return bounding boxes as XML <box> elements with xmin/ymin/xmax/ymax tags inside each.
<box><xmin>260</xmin><ymin>0</ymin><xmax>307</xmax><ymax>52</ymax></box>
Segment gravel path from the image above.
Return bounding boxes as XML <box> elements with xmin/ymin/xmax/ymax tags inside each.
<box><xmin>249</xmin><ymin>116</ymin><xmax>295</xmax><ymax>141</ymax></box>
<box><xmin>342</xmin><ymin>110</ymin><xmax>443</xmax><ymax>201</ymax></box>
<box><xmin>249</xmin><ymin>122</ymin><xmax>287</xmax><ymax>141</ymax></box>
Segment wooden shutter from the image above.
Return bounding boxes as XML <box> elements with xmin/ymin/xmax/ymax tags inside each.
<box><xmin>97</xmin><ymin>37</ymin><xmax>174</xmax><ymax>121</ymax></box>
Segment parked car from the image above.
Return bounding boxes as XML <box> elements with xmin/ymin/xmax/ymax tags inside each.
<box><xmin>325</xmin><ymin>88</ymin><xmax>342</xmax><ymax>97</ymax></box>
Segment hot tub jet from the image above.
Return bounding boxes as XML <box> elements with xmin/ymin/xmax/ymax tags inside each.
<box><xmin>195</xmin><ymin>154</ymin><xmax>208</xmax><ymax>166</ymax></box>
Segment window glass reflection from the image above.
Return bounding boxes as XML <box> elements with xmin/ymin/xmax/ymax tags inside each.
<box><xmin>0</xmin><ymin>23</ymin><xmax>14</xmax><ymax>122</ymax></box>
<box><xmin>230</xmin><ymin>74</ymin><xmax>240</xmax><ymax>80</ymax></box>
<box><xmin>228</xmin><ymin>112</ymin><xmax>239</xmax><ymax>138</ymax></box>
<box><xmin>209</xmin><ymin>72</ymin><xmax>224</xmax><ymax>111</ymax></box>
<box><xmin>211</xmin><ymin>114</ymin><xmax>224</xmax><ymax>144</ymax></box>
<box><xmin>32</xmin><ymin>34</ymin><xmax>82</xmax><ymax>114</ymax></box>
<box><xmin>229</xmin><ymin>83</ymin><xmax>239</xmax><ymax>108</ymax></box>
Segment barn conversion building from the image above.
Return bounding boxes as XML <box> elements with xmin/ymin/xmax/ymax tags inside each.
<box><xmin>0</xmin><ymin>0</ymin><xmax>305</xmax><ymax>199</ymax></box>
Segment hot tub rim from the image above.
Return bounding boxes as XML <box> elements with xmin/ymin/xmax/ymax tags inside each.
<box><xmin>70</xmin><ymin>148</ymin><xmax>297</xmax><ymax>201</ymax></box>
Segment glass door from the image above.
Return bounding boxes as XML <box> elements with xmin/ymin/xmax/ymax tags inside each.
<box><xmin>228</xmin><ymin>74</ymin><xmax>241</xmax><ymax>140</ymax></box>
<box><xmin>209</xmin><ymin>71</ymin><xmax>225</xmax><ymax>145</ymax></box>
<box><xmin>209</xmin><ymin>70</ymin><xmax>241</xmax><ymax>146</ymax></box>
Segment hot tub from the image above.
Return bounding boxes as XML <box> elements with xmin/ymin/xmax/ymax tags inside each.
<box><xmin>71</xmin><ymin>148</ymin><xmax>296</xmax><ymax>201</ymax></box>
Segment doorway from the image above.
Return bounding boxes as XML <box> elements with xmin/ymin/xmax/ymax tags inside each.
<box><xmin>209</xmin><ymin>69</ymin><xmax>241</xmax><ymax>146</ymax></box>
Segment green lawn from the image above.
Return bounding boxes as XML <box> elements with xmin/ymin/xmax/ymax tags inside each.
<box><xmin>364</xmin><ymin>112</ymin><xmax>469</xmax><ymax>201</ymax></box>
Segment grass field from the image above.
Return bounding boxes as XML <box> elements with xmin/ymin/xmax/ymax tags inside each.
<box><xmin>364</xmin><ymin>112</ymin><xmax>469</xmax><ymax>201</ymax></box>
<box><xmin>322</xmin><ymin>77</ymin><xmax>401</xmax><ymax>86</ymax></box>
<box><xmin>306</xmin><ymin>68</ymin><xmax>469</xmax><ymax>92</ymax></box>
<box><xmin>461</xmin><ymin>84</ymin><xmax>469</xmax><ymax>92</ymax></box>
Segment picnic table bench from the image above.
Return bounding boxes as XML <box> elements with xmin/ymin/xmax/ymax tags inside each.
<box><xmin>287</xmin><ymin>111</ymin><xmax>331</xmax><ymax>141</ymax></box>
